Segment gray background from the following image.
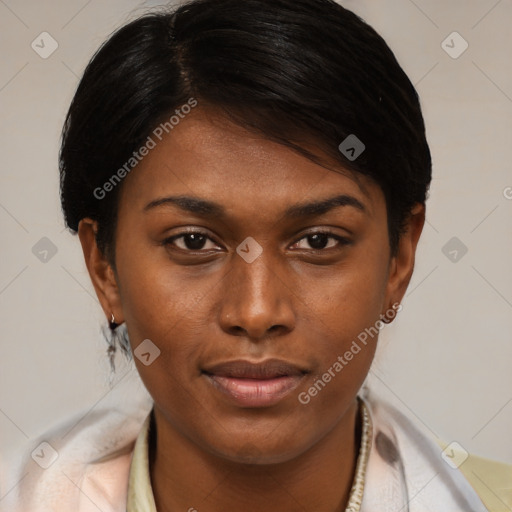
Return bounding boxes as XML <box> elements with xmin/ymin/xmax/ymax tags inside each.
<box><xmin>0</xmin><ymin>0</ymin><xmax>511</xmax><ymax>477</ymax></box>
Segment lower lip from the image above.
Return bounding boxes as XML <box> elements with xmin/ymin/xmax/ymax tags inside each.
<box><xmin>204</xmin><ymin>374</ymin><xmax>305</xmax><ymax>407</ymax></box>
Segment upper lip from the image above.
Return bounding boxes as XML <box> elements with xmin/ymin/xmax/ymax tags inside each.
<box><xmin>202</xmin><ymin>359</ymin><xmax>308</xmax><ymax>379</ymax></box>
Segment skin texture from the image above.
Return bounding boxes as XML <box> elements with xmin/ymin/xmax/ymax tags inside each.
<box><xmin>78</xmin><ymin>107</ymin><xmax>425</xmax><ymax>512</ymax></box>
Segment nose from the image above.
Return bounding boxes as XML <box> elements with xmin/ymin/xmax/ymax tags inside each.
<box><xmin>218</xmin><ymin>248</ymin><xmax>296</xmax><ymax>341</ymax></box>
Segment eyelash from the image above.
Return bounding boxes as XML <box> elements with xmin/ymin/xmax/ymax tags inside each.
<box><xmin>162</xmin><ymin>229</ymin><xmax>351</xmax><ymax>253</ymax></box>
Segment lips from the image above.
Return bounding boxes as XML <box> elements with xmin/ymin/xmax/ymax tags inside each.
<box><xmin>202</xmin><ymin>359</ymin><xmax>308</xmax><ymax>407</ymax></box>
<box><xmin>203</xmin><ymin>359</ymin><xmax>307</xmax><ymax>379</ymax></box>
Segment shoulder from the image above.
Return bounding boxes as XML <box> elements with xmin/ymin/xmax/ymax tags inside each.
<box><xmin>361</xmin><ymin>391</ymin><xmax>510</xmax><ymax>512</ymax></box>
<box><xmin>1</xmin><ymin>371</ymin><xmax>153</xmax><ymax>512</ymax></box>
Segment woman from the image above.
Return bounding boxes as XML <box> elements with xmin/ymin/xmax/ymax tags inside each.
<box><xmin>3</xmin><ymin>0</ymin><xmax>510</xmax><ymax>510</ymax></box>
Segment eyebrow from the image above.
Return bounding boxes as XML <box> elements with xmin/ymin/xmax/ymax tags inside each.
<box><xmin>143</xmin><ymin>193</ymin><xmax>366</xmax><ymax>219</ymax></box>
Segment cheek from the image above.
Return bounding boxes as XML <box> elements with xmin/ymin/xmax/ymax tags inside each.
<box><xmin>116</xmin><ymin>234</ymin><xmax>209</xmax><ymax>334</ymax></box>
<box><xmin>114</xmin><ymin>243</ymin><xmax>213</xmax><ymax>384</ymax></box>
<box><xmin>293</xmin><ymin>280</ymin><xmax>383</xmax><ymax>424</ymax></box>
<box><xmin>300</xmin><ymin>247</ymin><xmax>389</xmax><ymax>344</ymax></box>
<box><xmin>117</xmin><ymin>268</ymin><xmax>210</xmax><ymax>419</ymax></box>
<box><xmin>293</xmin><ymin>242</ymin><xmax>389</xmax><ymax>388</ymax></box>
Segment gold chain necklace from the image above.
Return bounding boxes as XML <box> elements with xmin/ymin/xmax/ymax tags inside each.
<box><xmin>344</xmin><ymin>398</ymin><xmax>372</xmax><ymax>512</ymax></box>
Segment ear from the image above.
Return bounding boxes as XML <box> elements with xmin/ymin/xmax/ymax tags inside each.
<box><xmin>77</xmin><ymin>218</ymin><xmax>124</xmax><ymax>325</ymax></box>
<box><xmin>382</xmin><ymin>203</ymin><xmax>425</xmax><ymax>320</ymax></box>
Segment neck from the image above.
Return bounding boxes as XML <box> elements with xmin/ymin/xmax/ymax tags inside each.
<box><xmin>150</xmin><ymin>399</ymin><xmax>362</xmax><ymax>512</ymax></box>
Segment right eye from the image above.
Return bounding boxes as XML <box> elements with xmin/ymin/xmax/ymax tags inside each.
<box><xmin>162</xmin><ymin>230</ymin><xmax>222</xmax><ymax>252</ymax></box>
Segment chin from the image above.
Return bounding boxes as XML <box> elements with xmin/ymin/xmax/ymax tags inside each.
<box><xmin>202</xmin><ymin>429</ymin><xmax>311</xmax><ymax>466</ymax></box>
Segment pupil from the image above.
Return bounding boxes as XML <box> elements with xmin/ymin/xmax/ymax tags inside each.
<box><xmin>186</xmin><ymin>233</ymin><xmax>206</xmax><ymax>250</ymax></box>
<box><xmin>309</xmin><ymin>233</ymin><xmax>328</xmax><ymax>249</ymax></box>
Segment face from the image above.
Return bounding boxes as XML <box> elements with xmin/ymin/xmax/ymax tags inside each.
<box><xmin>80</xmin><ymin>107</ymin><xmax>423</xmax><ymax>464</ymax></box>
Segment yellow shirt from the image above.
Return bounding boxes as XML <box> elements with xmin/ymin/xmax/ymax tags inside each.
<box><xmin>127</xmin><ymin>410</ymin><xmax>512</xmax><ymax>512</ymax></box>
<box><xmin>446</xmin><ymin>443</ymin><xmax>512</xmax><ymax>512</ymax></box>
<box><xmin>127</xmin><ymin>411</ymin><xmax>157</xmax><ymax>512</ymax></box>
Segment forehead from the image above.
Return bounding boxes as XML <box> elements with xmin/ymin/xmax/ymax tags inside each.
<box><xmin>117</xmin><ymin>107</ymin><xmax>385</xmax><ymax>221</ymax></box>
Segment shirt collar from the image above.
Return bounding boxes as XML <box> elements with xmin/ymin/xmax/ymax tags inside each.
<box><xmin>127</xmin><ymin>407</ymin><xmax>157</xmax><ymax>512</ymax></box>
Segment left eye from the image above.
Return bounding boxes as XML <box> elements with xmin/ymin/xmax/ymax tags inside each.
<box><xmin>292</xmin><ymin>232</ymin><xmax>349</xmax><ymax>251</ymax></box>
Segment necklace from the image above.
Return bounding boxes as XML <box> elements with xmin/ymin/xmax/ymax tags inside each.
<box><xmin>344</xmin><ymin>398</ymin><xmax>372</xmax><ymax>512</ymax></box>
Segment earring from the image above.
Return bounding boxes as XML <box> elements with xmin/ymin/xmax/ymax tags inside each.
<box><xmin>380</xmin><ymin>302</ymin><xmax>401</xmax><ymax>324</ymax></box>
<box><xmin>107</xmin><ymin>312</ymin><xmax>123</xmax><ymax>372</ymax></box>
<box><xmin>107</xmin><ymin>313</ymin><xmax>117</xmax><ymax>374</ymax></box>
<box><xmin>380</xmin><ymin>312</ymin><xmax>392</xmax><ymax>324</ymax></box>
<box><xmin>102</xmin><ymin>313</ymin><xmax>132</xmax><ymax>387</ymax></box>
<box><xmin>109</xmin><ymin>313</ymin><xmax>119</xmax><ymax>330</ymax></box>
